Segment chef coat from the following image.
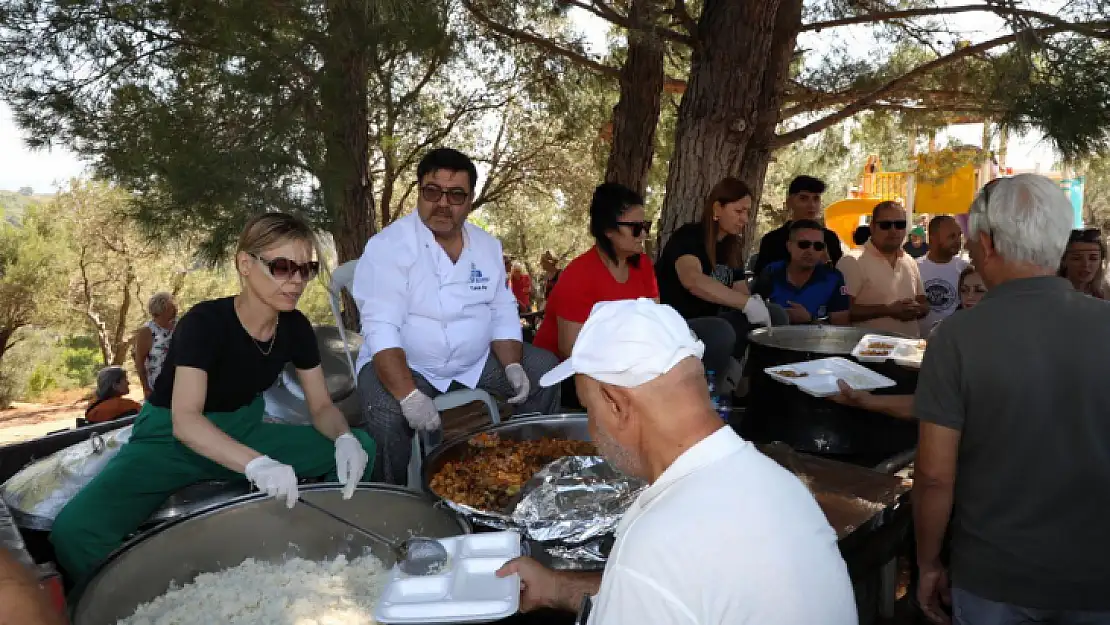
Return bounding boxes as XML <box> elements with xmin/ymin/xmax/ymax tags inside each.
<box><xmin>587</xmin><ymin>427</ymin><xmax>856</xmax><ymax>625</ymax></box>
<box><xmin>352</xmin><ymin>212</ymin><xmax>522</xmax><ymax>392</ymax></box>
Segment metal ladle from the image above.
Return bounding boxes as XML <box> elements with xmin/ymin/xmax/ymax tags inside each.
<box><xmin>300</xmin><ymin>499</ymin><xmax>450</xmax><ymax>575</ymax></box>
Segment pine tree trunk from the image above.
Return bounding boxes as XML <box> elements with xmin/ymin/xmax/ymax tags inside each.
<box><xmin>658</xmin><ymin>0</ymin><xmax>803</xmax><ymax>251</ymax></box>
<box><xmin>604</xmin><ymin>0</ymin><xmax>664</xmax><ymax>196</ymax></box>
<box><xmin>321</xmin><ymin>0</ymin><xmax>375</xmax><ymax>268</ymax></box>
<box><xmin>321</xmin><ymin>0</ymin><xmax>375</xmax><ymax>331</ymax></box>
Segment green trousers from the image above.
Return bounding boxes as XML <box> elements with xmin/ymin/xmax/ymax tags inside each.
<box><xmin>50</xmin><ymin>397</ymin><xmax>376</xmax><ymax>583</ymax></box>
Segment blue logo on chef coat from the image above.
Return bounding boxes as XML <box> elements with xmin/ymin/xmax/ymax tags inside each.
<box><xmin>469</xmin><ymin>263</ymin><xmax>490</xmax><ymax>290</ymax></box>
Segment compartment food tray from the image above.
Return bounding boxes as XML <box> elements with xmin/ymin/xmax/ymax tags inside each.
<box><xmin>890</xmin><ymin>339</ymin><xmax>927</xmax><ymax>368</ymax></box>
<box><xmin>764</xmin><ymin>356</ymin><xmax>897</xmax><ymax>398</ymax></box>
<box><xmin>374</xmin><ymin>531</ymin><xmax>521</xmax><ymax>624</ymax></box>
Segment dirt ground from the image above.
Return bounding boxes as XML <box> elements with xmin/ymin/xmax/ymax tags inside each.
<box><xmin>0</xmin><ymin>388</ymin><xmax>145</xmax><ymax>445</ymax></box>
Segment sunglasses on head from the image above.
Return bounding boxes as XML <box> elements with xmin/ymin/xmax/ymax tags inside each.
<box><xmin>420</xmin><ymin>184</ymin><xmax>469</xmax><ymax>206</ymax></box>
<box><xmin>875</xmin><ymin>220</ymin><xmax>907</xmax><ymax>231</ymax></box>
<box><xmin>1070</xmin><ymin>228</ymin><xmax>1102</xmax><ymax>243</ymax></box>
<box><xmin>794</xmin><ymin>240</ymin><xmax>826</xmax><ymax>251</ymax></box>
<box><xmin>617</xmin><ymin>220</ymin><xmax>652</xmax><ymax>237</ymax></box>
<box><xmin>251</xmin><ymin>254</ymin><xmax>320</xmax><ymax>281</ymax></box>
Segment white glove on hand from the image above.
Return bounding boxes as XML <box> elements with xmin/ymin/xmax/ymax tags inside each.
<box><xmin>742</xmin><ymin>294</ymin><xmax>772</xmax><ymax>326</ymax></box>
<box><xmin>505</xmin><ymin>363</ymin><xmax>530</xmax><ymax>404</ymax></box>
<box><xmin>244</xmin><ymin>455</ymin><xmax>299</xmax><ymax>508</ymax></box>
<box><xmin>334</xmin><ymin>432</ymin><xmax>368</xmax><ymax>500</ymax></box>
<box><xmin>400</xmin><ymin>389</ymin><xmax>441</xmax><ymax>431</ymax></box>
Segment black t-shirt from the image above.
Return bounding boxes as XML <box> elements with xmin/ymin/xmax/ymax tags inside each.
<box><xmin>753</xmin><ymin>222</ymin><xmax>843</xmax><ymax>276</ymax></box>
<box><xmin>149</xmin><ymin>297</ymin><xmax>321</xmax><ymax>413</ymax></box>
<box><xmin>657</xmin><ymin>223</ymin><xmax>745</xmax><ymax>319</ymax></box>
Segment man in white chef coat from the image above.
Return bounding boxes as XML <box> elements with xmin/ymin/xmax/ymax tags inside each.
<box><xmin>352</xmin><ymin>147</ymin><xmax>560</xmax><ymax>484</ymax></box>
<box><xmin>496</xmin><ymin>299</ymin><xmax>856</xmax><ymax>625</ymax></box>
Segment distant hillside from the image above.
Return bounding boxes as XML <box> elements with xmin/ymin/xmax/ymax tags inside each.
<box><xmin>0</xmin><ymin>190</ymin><xmax>52</xmax><ymax>224</ymax></box>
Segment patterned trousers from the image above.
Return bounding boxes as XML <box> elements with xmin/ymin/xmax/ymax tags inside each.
<box><xmin>357</xmin><ymin>344</ymin><xmax>560</xmax><ymax>484</ymax></box>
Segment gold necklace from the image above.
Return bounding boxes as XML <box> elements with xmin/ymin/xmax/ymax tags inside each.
<box><xmin>235</xmin><ymin>297</ymin><xmax>279</xmax><ymax>356</ymax></box>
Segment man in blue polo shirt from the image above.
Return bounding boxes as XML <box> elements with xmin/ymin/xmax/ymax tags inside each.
<box><xmin>752</xmin><ymin>220</ymin><xmax>851</xmax><ymax>325</ymax></box>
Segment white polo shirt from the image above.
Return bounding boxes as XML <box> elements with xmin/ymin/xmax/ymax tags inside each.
<box><xmin>351</xmin><ymin>212</ymin><xmax>522</xmax><ymax>392</ymax></box>
<box><xmin>588</xmin><ymin>427</ymin><xmax>857</xmax><ymax>625</ymax></box>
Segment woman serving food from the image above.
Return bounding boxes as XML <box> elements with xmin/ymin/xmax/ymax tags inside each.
<box><xmin>51</xmin><ymin>213</ymin><xmax>377</xmax><ymax>583</ymax></box>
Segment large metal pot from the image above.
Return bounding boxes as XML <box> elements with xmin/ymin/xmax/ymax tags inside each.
<box><xmin>71</xmin><ymin>484</ymin><xmax>468</xmax><ymax>625</ymax></box>
<box><xmin>420</xmin><ymin>413</ymin><xmax>605</xmax><ymax>571</ymax></box>
<box><xmin>421</xmin><ymin>413</ymin><xmax>591</xmax><ymax>499</ymax></box>
<box><xmin>743</xmin><ymin>326</ymin><xmax>918</xmax><ymax>465</ymax></box>
<box><xmin>262</xmin><ymin>325</ymin><xmax>363</xmax><ymax>426</ymax></box>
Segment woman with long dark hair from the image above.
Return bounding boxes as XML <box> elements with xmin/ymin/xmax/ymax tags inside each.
<box><xmin>656</xmin><ymin>178</ymin><xmax>786</xmax><ymax>373</ymax></box>
<box><xmin>533</xmin><ymin>183</ymin><xmax>658</xmax><ymax>361</ymax></box>
<box><xmin>1058</xmin><ymin>228</ymin><xmax>1107</xmax><ymax>299</ymax></box>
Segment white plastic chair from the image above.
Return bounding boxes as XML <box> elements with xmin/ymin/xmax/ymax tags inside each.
<box><xmin>328</xmin><ymin>260</ymin><xmax>501</xmax><ymax>490</ymax></box>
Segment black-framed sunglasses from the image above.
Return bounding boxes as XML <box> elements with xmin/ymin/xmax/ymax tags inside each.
<box><xmin>875</xmin><ymin>220</ymin><xmax>907</xmax><ymax>231</ymax></box>
<box><xmin>1069</xmin><ymin>228</ymin><xmax>1102</xmax><ymax>243</ymax></box>
<box><xmin>617</xmin><ymin>220</ymin><xmax>652</xmax><ymax>237</ymax></box>
<box><xmin>420</xmin><ymin>184</ymin><xmax>469</xmax><ymax>206</ymax></box>
<box><xmin>795</xmin><ymin>240</ymin><xmax>827</xmax><ymax>251</ymax></box>
<box><xmin>251</xmin><ymin>254</ymin><xmax>320</xmax><ymax>281</ymax></box>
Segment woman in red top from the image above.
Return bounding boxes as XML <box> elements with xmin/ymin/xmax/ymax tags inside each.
<box><xmin>533</xmin><ymin>182</ymin><xmax>658</xmax><ymax>360</ymax></box>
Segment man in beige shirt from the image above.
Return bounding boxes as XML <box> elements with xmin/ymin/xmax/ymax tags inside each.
<box><xmin>836</xmin><ymin>201</ymin><xmax>927</xmax><ymax>337</ymax></box>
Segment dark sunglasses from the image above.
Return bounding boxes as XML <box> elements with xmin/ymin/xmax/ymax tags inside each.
<box><xmin>1069</xmin><ymin>228</ymin><xmax>1102</xmax><ymax>243</ymax></box>
<box><xmin>794</xmin><ymin>240</ymin><xmax>826</xmax><ymax>251</ymax></box>
<box><xmin>420</xmin><ymin>184</ymin><xmax>469</xmax><ymax>206</ymax></box>
<box><xmin>617</xmin><ymin>220</ymin><xmax>652</xmax><ymax>237</ymax></box>
<box><xmin>876</xmin><ymin>220</ymin><xmax>907</xmax><ymax>231</ymax></box>
<box><xmin>251</xmin><ymin>254</ymin><xmax>320</xmax><ymax>281</ymax></box>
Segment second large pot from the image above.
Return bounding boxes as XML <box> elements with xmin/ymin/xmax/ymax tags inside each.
<box><xmin>742</xmin><ymin>326</ymin><xmax>919</xmax><ymax>466</ymax></box>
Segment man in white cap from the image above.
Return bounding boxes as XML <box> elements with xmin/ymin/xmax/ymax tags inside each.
<box><xmin>496</xmin><ymin>298</ymin><xmax>856</xmax><ymax>624</ymax></box>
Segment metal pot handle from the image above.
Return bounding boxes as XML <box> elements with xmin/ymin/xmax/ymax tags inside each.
<box><xmin>90</xmin><ymin>433</ymin><xmax>106</xmax><ymax>454</ymax></box>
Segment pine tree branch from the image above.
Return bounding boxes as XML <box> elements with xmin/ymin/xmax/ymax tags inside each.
<box><xmin>555</xmin><ymin>0</ymin><xmax>695</xmax><ymax>45</ymax></box>
<box><xmin>803</xmin><ymin>4</ymin><xmax>1110</xmax><ymax>39</ymax></box>
<box><xmin>461</xmin><ymin>0</ymin><xmax>688</xmax><ymax>91</ymax></box>
<box><xmin>773</xmin><ymin>25</ymin><xmax>1069</xmax><ymax>148</ymax></box>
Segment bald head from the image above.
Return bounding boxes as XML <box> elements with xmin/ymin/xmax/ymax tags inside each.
<box><xmin>575</xmin><ymin>357</ymin><xmax>724</xmax><ymax>482</ymax></box>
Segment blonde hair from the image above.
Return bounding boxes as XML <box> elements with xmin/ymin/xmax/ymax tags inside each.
<box><xmin>147</xmin><ymin>292</ymin><xmax>175</xmax><ymax>317</ymax></box>
<box><xmin>236</xmin><ymin>212</ymin><xmax>329</xmax><ymax>284</ymax></box>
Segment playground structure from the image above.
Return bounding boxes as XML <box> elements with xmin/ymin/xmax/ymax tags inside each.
<box><xmin>825</xmin><ymin>149</ymin><xmax>1086</xmax><ymax>248</ymax></box>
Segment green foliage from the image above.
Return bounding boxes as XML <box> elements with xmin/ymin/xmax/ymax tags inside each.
<box><xmin>0</xmin><ymin>0</ymin><xmax>452</xmax><ymax>259</ymax></box>
<box><xmin>0</xmin><ymin>330</ymin><xmax>99</xmax><ymax>402</ymax></box>
<box><xmin>994</xmin><ymin>40</ymin><xmax>1110</xmax><ymax>160</ymax></box>
<box><xmin>0</xmin><ymin>203</ymin><xmax>67</xmax><ymax>359</ymax></box>
<box><xmin>0</xmin><ymin>190</ymin><xmax>47</xmax><ymax>224</ymax></box>
<box><xmin>1079</xmin><ymin>155</ymin><xmax>1110</xmax><ymax>232</ymax></box>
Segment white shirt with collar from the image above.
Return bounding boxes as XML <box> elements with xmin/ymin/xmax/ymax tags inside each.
<box><xmin>588</xmin><ymin>427</ymin><xmax>857</xmax><ymax>625</ymax></box>
<box><xmin>351</xmin><ymin>212</ymin><xmax>522</xmax><ymax>392</ymax></box>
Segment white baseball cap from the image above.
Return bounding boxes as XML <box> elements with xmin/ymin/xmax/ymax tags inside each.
<box><xmin>539</xmin><ymin>298</ymin><xmax>706</xmax><ymax>388</ymax></box>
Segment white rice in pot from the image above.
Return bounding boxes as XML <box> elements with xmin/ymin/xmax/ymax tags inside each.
<box><xmin>116</xmin><ymin>554</ymin><xmax>390</xmax><ymax>625</ymax></box>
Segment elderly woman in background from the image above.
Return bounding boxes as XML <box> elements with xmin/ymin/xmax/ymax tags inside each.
<box><xmin>1058</xmin><ymin>228</ymin><xmax>1107</xmax><ymax>299</ymax></box>
<box><xmin>85</xmin><ymin>367</ymin><xmax>142</xmax><ymax>424</ymax></box>
<box><xmin>133</xmin><ymin>292</ymin><xmax>177</xmax><ymax>398</ymax></box>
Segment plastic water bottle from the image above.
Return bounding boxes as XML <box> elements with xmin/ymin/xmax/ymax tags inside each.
<box><xmin>707</xmin><ymin>370</ymin><xmax>731</xmax><ymax>423</ymax></box>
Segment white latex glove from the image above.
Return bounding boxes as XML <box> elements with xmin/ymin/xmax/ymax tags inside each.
<box><xmin>400</xmin><ymin>389</ymin><xmax>441</xmax><ymax>431</ymax></box>
<box><xmin>742</xmin><ymin>294</ymin><xmax>772</xmax><ymax>326</ymax></box>
<box><xmin>334</xmin><ymin>432</ymin><xmax>368</xmax><ymax>500</ymax></box>
<box><xmin>244</xmin><ymin>455</ymin><xmax>299</xmax><ymax>508</ymax></box>
<box><xmin>505</xmin><ymin>363</ymin><xmax>530</xmax><ymax>404</ymax></box>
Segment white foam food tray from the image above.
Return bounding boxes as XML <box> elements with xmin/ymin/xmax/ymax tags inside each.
<box><xmin>849</xmin><ymin>334</ymin><xmax>906</xmax><ymax>363</ymax></box>
<box><xmin>374</xmin><ymin>531</ymin><xmax>522</xmax><ymax>624</ymax></box>
<box><xmin>890</xmin><ymin>339</ymin><xmax>928</xmax><ymax>368</ymax></box>
<box><xmin>764</xmin><ymin>356</ymin><xmax>897</xmax><ymax>398</ymax></box>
